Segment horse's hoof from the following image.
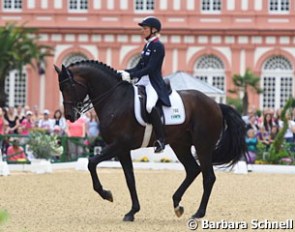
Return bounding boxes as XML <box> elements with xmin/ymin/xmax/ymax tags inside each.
<box><xmin>102</xmin><ymin>190</ymin><xmax>113</xmax><ymax>202</ymax></box>
<box><xmin>174</xmin><ymin>205</ymin><xmax>184</xmax><ymax>217</ymax></box>
<box><xmin>123</xmin><ymin>214</ymin><xmax>134</xmax><ymax>222</ymax></box>
<box><xmin>191</xmin><ymin>212</ymin><xmax>205</xmax><ymax>219</ymax></box>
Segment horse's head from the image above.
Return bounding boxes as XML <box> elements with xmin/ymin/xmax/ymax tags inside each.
<box><xmin>54</xmin><ymin>64</ymin><xmax>88</xmax><ymax>122</ymax></box>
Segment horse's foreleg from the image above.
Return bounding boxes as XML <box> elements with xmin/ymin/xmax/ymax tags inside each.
<box><xmin>118</xmin><ymin>153</ymin><xmax>140</xmax><ymax>222</ymax></box>
<box><xmin>88</xmin><ymin>145</ymin><xmax>117</xmax><ymax>201</ymax></box>
<box><xmin>170</xmin><ymin>143</ymin><xmax>201</xmax><ymax>218</ymax></box>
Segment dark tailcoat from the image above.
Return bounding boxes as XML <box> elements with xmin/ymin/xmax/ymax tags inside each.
<box><xmin>126</xmin><ymin>38</ymin><xmax>171</xmax><ymax>107</ymax></box>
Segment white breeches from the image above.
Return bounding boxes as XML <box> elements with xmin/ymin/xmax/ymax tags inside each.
<box><xmin>136</xmin><ymin>75</ymin><xmax>158</xmax><ymax>113</ymax></box>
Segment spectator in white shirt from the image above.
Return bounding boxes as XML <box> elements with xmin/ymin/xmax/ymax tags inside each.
<box><xmin>38</xmin><ymin>109</ymin><xmax>53</xmax><ymax>134</ymax></box>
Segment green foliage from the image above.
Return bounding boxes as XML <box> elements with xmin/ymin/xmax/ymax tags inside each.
<box><xmin>0</xmin><ymin>23</ymin><xmax>53</xmax><ymax>106</ymax></box>
<box><xmin>256</xmin><ymin>141</ymin><xmax>294</xmax><ymax>164</ymax></box>
<box><xmin>255</xmin><ymin>141</ymin><xmax>267</xmax><ymax>160</ymax></box>
<box><xmin>27</xmin><ymin>130</ymin><xmax>63</xmax><ymax>159</ymax></box>
<box><xmin>229</xmin><ymin>68</ymin><xmax>263</xmax><ymax>115</ymax></box>
<box><xmin>229</xmin><ymin>69</ymin><xmax>263</xmax><ymax>94</ymax></box>
<box><xmin>270</xmin><ymin>98</ymin><xmax>293</xmax><ymax>155</ymax></box>
<box><xmin>256</xmin><ymin>109</ymin><xmax>262</xmax><ymax>117</ymax></box>
<box><xmin>226</xmin><ymin>97</ymin><xmax>243</xmax><ymax>114</ymax></box>
<box><xmin>255</xmin><ymin>98</ymin><xmax>295</xmax><ymax>164</ymax></box>
<box><xmin>0</xmin><ymin>210</ymin><xmax>8</xmax><ymax>225</ymax></box>
<box><xmin>268</xmin><ymin>146</ymin><xmax>290</xmax><ymax>164</ymax></box>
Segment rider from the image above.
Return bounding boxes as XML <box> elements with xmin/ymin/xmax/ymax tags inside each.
<box><xmin>119</xmin><ymin>16</ymin><xmax>171</xmax><ymax>153</ymax></box>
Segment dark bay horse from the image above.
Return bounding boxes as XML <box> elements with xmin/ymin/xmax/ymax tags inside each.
<box><xmin>54</xmin><ymin>60</ymin><xmax>247</xmax><ymax>221</ymax></box>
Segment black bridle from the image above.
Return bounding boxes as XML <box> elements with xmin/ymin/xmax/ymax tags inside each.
<box><xmin>59</xmin><ymin>73</ymin><xmax>90</xmax><ymax>115</ymax></box>
<box><xmin>59</xmin><ymin>69</ymin><xmax>124</xmax><ymax>115</ymax></box>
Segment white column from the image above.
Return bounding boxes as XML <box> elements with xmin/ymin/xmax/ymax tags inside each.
<box><xmin>240</xmin><ymin>49</ymin><xmax>246</xmax><ymax>75</ymax></box>
<box><xmin>106</xmin><ymin>48</ymin><xmax>112</xmax><ymax>66</ymax></box>
<box><xmin>172</xmin><ymin>49</ymin><xmax>178</xmax><ymax>73</ymax></box>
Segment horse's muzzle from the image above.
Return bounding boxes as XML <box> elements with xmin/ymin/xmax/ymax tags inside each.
<box><xmin>65</xmin><ymin>114</ymin><xmax>75</xmax><ymax>122</ymax></box>
<box><xmin>65</xmin><ymin>112</ymin><xmax>80</xmax><ymax>122</ymax></box>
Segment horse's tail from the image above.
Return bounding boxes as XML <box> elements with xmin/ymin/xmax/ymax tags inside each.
<box><xmin>212</xmin><ymin>104</ymin><xmax>247</xmax><ymax>166</ymax></box>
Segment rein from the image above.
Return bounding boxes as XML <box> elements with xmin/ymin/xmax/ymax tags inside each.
<box><xmin>77</xmin><ymin>81</ymin><xmax>124</xmax><ymax>114</ymax></box>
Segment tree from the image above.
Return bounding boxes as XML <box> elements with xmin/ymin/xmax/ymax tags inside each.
<box><xmin>264</xmin><ymin>98</ymin><xmax>295</xmax><ymax>164</ymax></box>
<box><xmin>0</xmin><ymin>23</ymin><xmax>53</xmax><ymax>107</ymax></box>
<box><xmin>228</xmin><ymin>68</ymin><xmax>263</xmax><ymax>115</ymax></box>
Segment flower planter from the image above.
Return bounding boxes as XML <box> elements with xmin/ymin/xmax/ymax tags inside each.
<box><xmin>30</xmin><ymin>159</ymin><xmax>52</xmax><ymax>174</ymax></box>
<box><xmin>233</xmin><ymin>160</ymin><xmax>248</xmax><ymax>174</ymax></box>
<box><xmin>75</xmin><ymin>157</ymin><xmax>89</xmax><ymax>171</ymax></box>
<box><xmin>0</xmin><ymin>161</ymin><xmax>10</xmax><ymax>176</ymax></box>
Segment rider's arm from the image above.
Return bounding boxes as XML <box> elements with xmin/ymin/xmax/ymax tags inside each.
<box><xmin>127</xmin><ymin>43</ymin><xmax>164</xmax><ymax>79</ymax></box>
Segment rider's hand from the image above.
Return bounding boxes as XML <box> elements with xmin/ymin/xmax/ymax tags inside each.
<box><xmin>118</xmin><ymin>70</ymin><xmax>131</xmax><ymax>82</ymax></box>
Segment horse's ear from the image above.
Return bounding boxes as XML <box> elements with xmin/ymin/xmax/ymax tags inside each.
<box><xmin>61</xmin><ymin>64</ymin><xmax>66</xmax><ymax>71</ymax></box>
<box><xmin>54</xmin><ymin>65</ymin><xmax>61</xmax><ymax>74</ymax></box>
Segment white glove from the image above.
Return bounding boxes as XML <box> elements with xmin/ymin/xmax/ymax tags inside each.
<box><xmin>118</xmin><ymin>70</ymin><xmax>131</xmax><ymax>82</ymax></box>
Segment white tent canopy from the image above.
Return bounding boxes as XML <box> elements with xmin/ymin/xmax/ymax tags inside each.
<box><xmin>164</xmin><ymin>71</ymin><xmax>225</xmax><ymax>103</ymax></box>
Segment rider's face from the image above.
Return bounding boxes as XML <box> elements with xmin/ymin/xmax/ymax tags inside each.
<box><xmin>142</xmin><ymin>26</ymin><xmax>151</xmax><ymax>38</ymax></box>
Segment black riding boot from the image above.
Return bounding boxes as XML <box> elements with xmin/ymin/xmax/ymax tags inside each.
<box><xmin>150</xmin><ymin>107</ymin><xmax>165</xmax><ymax>153</ymax></box>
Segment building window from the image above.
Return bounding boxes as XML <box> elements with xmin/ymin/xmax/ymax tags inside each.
<box><xmin>135</xmin><ymin>0</ymin><xmax>154</xmax><ymax>11</ymax></box>
<box><xmin>68</xmin><ymin>0</ymin><xmax>88</xmax><ymax>11</ymax></box>
<box><xmin>201</xmin><ymin>0</ymin><xmax>221</xmax><ymax>12</ymax></box>
<box><xmin>194</xmin><ymin>55</ymin><xmax>225</xmax><ymax>91</ymax></box>
<box><xmin>5</xmin><ymin>70</ymin><xmax>27</xmax><ymax>107</ymax></box>
<box><xmin>269</xmin><ymin>0</ymin><xmax>289</xmax><ymax>12</ymax></box>
<box><xmin>3</xmin><ymin>0</ymin><xmax>22</xmax><ymax>10</ymax></box>
<box><xmin>261</xmin><ymin>55</ymin><xmax>293</xmax><ymax>109</ymax></box>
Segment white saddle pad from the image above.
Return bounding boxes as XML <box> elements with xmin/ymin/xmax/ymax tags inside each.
<box><xmin>133</xmin><ymin>86</ymin><xmax>186</xmax><ymax>126</ymax></box>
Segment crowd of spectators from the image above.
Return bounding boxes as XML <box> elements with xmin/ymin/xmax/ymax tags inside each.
<box><xmin>0</xmin><ymin>105</ymin><xmax>100</xmax><ymax>162</ymax></box>
<box><xmin>242</xmin><ymin>107</ymin><xmax>295</xmax><ymax>164</ymax></box>
<box><xmin>2</xmin><ymin>104</ymin><xmax>295</xmax><ymax>164</ymax></box>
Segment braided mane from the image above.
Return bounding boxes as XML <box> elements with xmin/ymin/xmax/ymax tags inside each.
<box><xmin>67</xmin><ymin>60</ymin><xmax>122</xmax><ymax>79</ymax></box>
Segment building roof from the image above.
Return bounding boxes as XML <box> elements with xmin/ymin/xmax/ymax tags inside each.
<box><xmin>164</xmin><ymin>71</ymin><xmax>224</xmax><ymax>95</ymax></box>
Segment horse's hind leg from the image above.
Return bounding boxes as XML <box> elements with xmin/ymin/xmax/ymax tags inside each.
<box><xmin>170</xmin><ymin>140</ymin><xmax>201</xmax><ymax>218</ymax></box>
<box><xmin>191</xmin><ymin>145</ymin><xmax>216</xmax><ymax>219</ymax></box>
<box><xmin>117</xmin><ymin>152</ymin><xmax>140</xmax><ymax>222</ymax></box>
